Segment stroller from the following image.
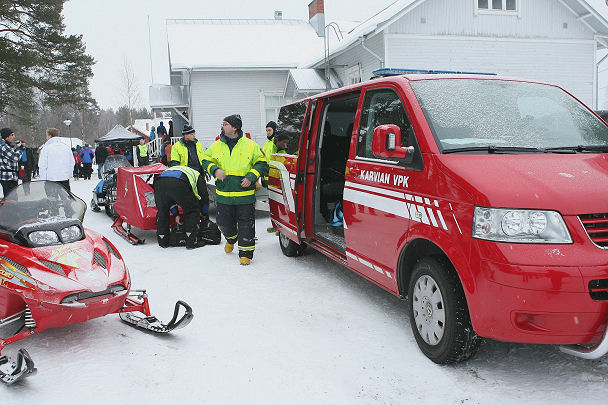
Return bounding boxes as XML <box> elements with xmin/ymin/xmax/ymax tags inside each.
<box><xmin>91</xmin><ymin>155</ymin><xmax>132</xmax><ymax>217</ymax></box>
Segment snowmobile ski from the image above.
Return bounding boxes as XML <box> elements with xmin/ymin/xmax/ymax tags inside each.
<box><xmin>0</xmin><ymin>349</ymin><xmax>37</xmax><ymax>385</ymax></box>
<box><xmin>119</xmin><ymin>300</ymin><xmax>193</xmax><ymax>333</ymax></box>
<box><xmin>112</xmin><ymin>217</ymin><xmax>145</xmax><ymax>245</ymax></box>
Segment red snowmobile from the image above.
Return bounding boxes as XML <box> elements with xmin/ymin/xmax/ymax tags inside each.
<box><xmin>0</xmin><ymin>182</ymin><xmax>193</xmax><ymax>385</ymax></box>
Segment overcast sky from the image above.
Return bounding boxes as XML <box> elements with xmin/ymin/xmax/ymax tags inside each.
<box><xmin>63</xmin><ymin>0</ymin><xmax>608</xmax><ymax>110</ymax></box>
<box><xmin>62</xmin><ymin>0</ymin><xmax>394</xmax><ymax>110</ymax></box>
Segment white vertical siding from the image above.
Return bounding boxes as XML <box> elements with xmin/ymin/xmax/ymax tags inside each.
<box><xmin>386</xmin><ymin>36</ymin><xmax>595</xmax><ymax>105</ymax></box>
<box><xmin>387</xmin><ymin>0</ymin><xmax>593</xmax><ymax>39</ymax></box>
<box><xmin>329</xmin><ymin>34</ymin><xmax>385</xmax><ymax>85</ymax></box>
<box><xmin>190</xmin><ymin>70</ymin><xmax>288</xmax><ymax>147</ymax></box>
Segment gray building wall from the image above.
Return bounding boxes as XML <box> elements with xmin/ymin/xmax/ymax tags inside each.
<box><xmin>382</xmin><ymin>0</ymin><xmax>596</xmax><ymax>106</ymax></box>
<box><xmin>387</xmin><ymin>0</ymin><xmax>592</xmax><ymax>39</ymax></box>
<box><xmin>189</xmin><ymin>70</ymin><xmax>289</xmax><ymax>147</ymax></box>
<box><xmin>326</xmin><ymin>33</ymin><xmax>385</xmax><ymax>86</ymax></box>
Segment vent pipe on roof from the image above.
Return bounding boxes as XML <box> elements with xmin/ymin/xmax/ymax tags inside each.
<box><xmin>274</xmin><ymin>10</ymin><xmax>282</xmax><ymax>20</ymax></box>
<box><xmin>308</xmin><ymin>0</ymin><xmax>325</xmax><ymax>37</ymax></box>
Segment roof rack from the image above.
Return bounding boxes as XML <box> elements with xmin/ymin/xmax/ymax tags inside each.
<box><xmin>372</xmin><ymin>68</ymin><xmax>497</xmax><ymax>78</ymax></box>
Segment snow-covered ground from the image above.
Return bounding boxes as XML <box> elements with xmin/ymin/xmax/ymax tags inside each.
<box><xmin>2</xmin><ymin>178</ymin><xmax>607</xmax><ymax>404</ymax></box>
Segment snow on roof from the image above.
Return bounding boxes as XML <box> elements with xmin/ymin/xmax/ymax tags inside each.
<box><xmin>167</xmin><ymin>19</ymin><xmax>325</xmax><ymax>70</ymax></box>
<box><xmin>302</xmin><ymin>0</ymin><xmax>608</xmax><ymax>68</ymax></box>
<box><xmin>302</xmin><ymin>0</ymin><xmax>418</xmax><ymax>68</ymax></box>
<box><xmin>96</xmin><ymin>125</ymin><xmax>143</xmax><ymax>143</ymax></box>
<box><xmin>287</xmin><ymin>69</ymin><xmax>340</xmax><ymax>92</ymax></box>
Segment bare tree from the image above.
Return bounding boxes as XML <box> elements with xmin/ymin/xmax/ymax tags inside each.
<box><xmin>119</xmin><ymin>57</ymin><xmax>141</xmax><ymax>125</ymax></box>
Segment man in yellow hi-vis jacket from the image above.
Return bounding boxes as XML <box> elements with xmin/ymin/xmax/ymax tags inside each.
<box><xmin>202</xmin><ymin>114</ymin><xmax>268</xmax><ymax>265</ymax></box>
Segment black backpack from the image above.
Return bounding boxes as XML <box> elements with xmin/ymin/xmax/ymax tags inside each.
<box><xmin>169</xmin><ymin>218</ymin><xmax>221</xmax><ymax>247</ymax></box>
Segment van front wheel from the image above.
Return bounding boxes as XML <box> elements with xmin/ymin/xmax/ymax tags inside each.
<box><xmin>408</xmin><ymin>257</ymin><xmax>481</xmax><ymax>364</ymax></box>
<box><xmin>278</xmin><ymin>232</ymin><xmax>306</xmax><ymax>257</ymax></box>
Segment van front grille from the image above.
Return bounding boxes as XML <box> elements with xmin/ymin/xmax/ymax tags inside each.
<box><xmin>579</xmin><ymin>213</ymin><xmax>608</xmax><ymax>248</ymax></box>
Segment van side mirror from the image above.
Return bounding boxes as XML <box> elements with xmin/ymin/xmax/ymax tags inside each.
<box><xmin>372</xmin><ymin>124</ymin><xmax>409</xmax><ymax>159</ymax></box>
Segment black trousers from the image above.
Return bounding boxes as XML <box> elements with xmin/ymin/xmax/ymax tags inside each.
<box><xmin>138</xmin><ymin>156</ymin><xmax>149</xmax><ymax>166</ymax></box>
<box><xmin>216</xmin><ymin>203</ymin><xmax>256</xmax><ymax>259</ymax></box>
<box><xmin>154</xmin><ymin>177</ymin><xmax>200</xmax><ymax>247</ymax></box>
<box><xmin>82</xmin><ymin>163</ymin><xmax>93</xmax><ymax>179</ymax></box>
<box><xmin>0</xmin><ymin>180</ymin><xmax>18</xmax><ymax>199</ymax></box>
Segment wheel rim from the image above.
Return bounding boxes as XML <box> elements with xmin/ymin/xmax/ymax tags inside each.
<box><xmin>412</xmin><ymin>274</ymin><xmax>446</xmax><ymax>346</ymax></box>
<box><xmin>279</xmin><ymin>232</ymin><xmax>290</xmax><ymax>248</ymax></box>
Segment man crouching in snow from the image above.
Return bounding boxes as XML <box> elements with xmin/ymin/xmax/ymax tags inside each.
<box><xmin>154</xmin><ymin>165</ymin><xmax>209</xmax><ymax>249</ymax></box>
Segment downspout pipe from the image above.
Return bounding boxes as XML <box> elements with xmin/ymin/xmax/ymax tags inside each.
<box><xmin>359</xmin><ymin>36</ymin><xmax>384</xmax><ymax>68</ymax></box>
<box><xmin>187</xmin><ymin>67</ymin><xmax>193</xmax><ymax>125</ymax></box>
<box><xmin>596</xmin><ymin>52</ymin><xmax>608</xmax><ymax>110</ymax></box>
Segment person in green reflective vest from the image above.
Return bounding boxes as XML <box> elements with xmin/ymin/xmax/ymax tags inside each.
<box><xmin>137</xmin><ymin>139</ymin><xmax>149</xmax><ymax>166</ymax></box>
<box><xmin>202</xmin><ymin>114</ymin><xmax>269</xmax><ymax>266</ymax></box>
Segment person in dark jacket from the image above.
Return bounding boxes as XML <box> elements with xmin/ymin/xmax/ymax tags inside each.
<box><xmin>168</xmin><ymin>120</ymin><xmax>174</xmax><ymax>138</ymax></box>
<box><xmin>79</xmin><ymin>144</ymin><xmax>94</xmax><ymax>180</ymax></box>
<box><xmin>157</xmin><ymin>121</ymin><xmax>167</xmax><ymax>139</ymax></box>
<box><xmin>154</xmin><ymin>165</ymin><xmax>209</xmax><ymax>249</ymax></box>
<box><xmin>0</xmin><ymin>128</ymin><xmax>24</xmax><ymax>197</ymax></box>
<box><xmin>95</xmin><ymin>143</ymin><xmax>109</xmax><ymax>178</ymax></box>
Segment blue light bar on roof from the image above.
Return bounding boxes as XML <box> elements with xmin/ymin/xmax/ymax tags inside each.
<box><xmin>372</xmin><ymin>68</ymin><xmax>497</xmax><ymax>77</ymax></box>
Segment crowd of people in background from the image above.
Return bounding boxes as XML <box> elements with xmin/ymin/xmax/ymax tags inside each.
<box><xmin>0</xmin><ymin>115</ymin><xmax>288</xmax><ymax>266</ymax></box>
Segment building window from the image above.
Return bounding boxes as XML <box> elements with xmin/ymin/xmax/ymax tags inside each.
<box><xmin>263</xmin><ymin>93</ymin><xmax>284</xmax><ymax>125</ymax></box>
<box><xmin>477</xmin><ymin>0</ymin><xmax>516</xmax><ymax>11</ymax></box>
<box><xmin>345</xmin><ymin>64</ymin><xmax>362</xmax><ymax>85</ymax></box>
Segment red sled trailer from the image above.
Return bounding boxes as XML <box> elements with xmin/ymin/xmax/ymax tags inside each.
<box><xmin>111</xmin><ymin>163</ymin><xmax>166</xmax><ymax>244</ymax></box>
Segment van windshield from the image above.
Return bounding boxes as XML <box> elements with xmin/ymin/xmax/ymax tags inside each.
<box><xmin>410</xmin><ymin>79</ymin><xmax>608</xmax><ymax>153</ymax></box>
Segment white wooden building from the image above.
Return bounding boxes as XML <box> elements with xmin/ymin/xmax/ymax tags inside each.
<box><xmin>151</xmin><ymin>0</ymin><xmax>608</xmax><ymax>147</ymax></box>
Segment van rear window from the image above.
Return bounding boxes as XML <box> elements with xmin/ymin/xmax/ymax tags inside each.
<box><xmin>277</xmin><ymin>101</ymin><xmax>307</xmax><ymax>154</ymax></box>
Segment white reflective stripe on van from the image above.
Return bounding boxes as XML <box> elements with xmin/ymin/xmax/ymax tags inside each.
<box><xmin>346</xmin><ymin>249</ymin><xmax>393</xmax><ymax>279</ymax></box>
<box><xmin>344</xmin><ymin>181</ymin><xmax>448</xmax><ymax>231</ymax></box>
<box><xmin>269</xmin><ymin>160</ymin><xmax>295</xmax><ymax>213</ymax></box>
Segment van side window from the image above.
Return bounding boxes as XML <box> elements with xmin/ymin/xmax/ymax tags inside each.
<box><xmin>357</xmin><ymin>88</ymin><xmax>420</xmax><ymax>168</ymax></box>
<box><xmin>276</xmin><ymin>101</ymin><xmax>308</xmax><ymax>154</ymax></box>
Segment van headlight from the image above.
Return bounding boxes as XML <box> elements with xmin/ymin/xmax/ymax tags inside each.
<box><xmin>473</xmin><ymin>207</ymin><xmax>572</xmax><ymax>243</ymax></box>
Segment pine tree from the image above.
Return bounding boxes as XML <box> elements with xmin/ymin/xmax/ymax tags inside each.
<box><xmin>0</xmin><ymin>0</ymin><xmax>95</xmax><ymax>122</ymax></box>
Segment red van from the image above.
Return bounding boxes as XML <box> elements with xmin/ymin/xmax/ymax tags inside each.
<box><xmin>267</xmin><ymin>73</ymin><xmax>608</xmax><ymax>363</ymax></box>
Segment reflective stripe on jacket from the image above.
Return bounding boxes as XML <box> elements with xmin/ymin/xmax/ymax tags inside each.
<box><xmin>202</xmin><ymin>135</ymin><xmax>269</xmax><ymax>205</ymax></box>
<box><xmin>161</xmin><ymin>166</ymin><xmax>202</xmax><ymax>200</ymax></box>
<box><xmin>170</xmin><ymin>139</ymin><xmax>205</xmax><ymax>167</ymax></box>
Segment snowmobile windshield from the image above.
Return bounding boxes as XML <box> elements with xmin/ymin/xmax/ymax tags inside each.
<box><xmin>102</xmin><ymin>155</ymin><xmax>131</xmax><ymax>173</ymax></box>
<box><xmin>0</xmin><ymin>181</ymin><xmax>86</xmax><ymax>246</ymax></box>
<box><xmin>410</xmin><ymin>79</ymin><xmax>608</xmax><ymax>153</ymax></box>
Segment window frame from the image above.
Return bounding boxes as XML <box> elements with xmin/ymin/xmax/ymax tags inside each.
<box><xmin>355</xmin><ymin>86</ymin><xmax>423</xmax><ymax>171</ymax></box>
<box><xmin>475</xmin><ymin>0</ymin><xmax>519</xmax><ymax>16</ymax></box>
<box><xmin>259</xmin><ymin>90</ymin><xmax>285</xmax><ymax>135</ymax></box>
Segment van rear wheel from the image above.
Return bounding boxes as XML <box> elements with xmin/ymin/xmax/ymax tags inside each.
<box><xmin>278</xmin><ymin>232</ymin><xmax>306</xmax><ymax>257</ymax></box>
<box><xmin>408</xmin><ymin>257</ymin><xmax>481</xmax><ymax>364</ymax></box>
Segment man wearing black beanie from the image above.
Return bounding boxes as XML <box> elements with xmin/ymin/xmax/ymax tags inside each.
<box><xmin>0</xmin><ymin>128</ymin><xmax>24</xmax><ymax>198</ymax></box>
<box><xmin>203</xmin><ymin>114</ymin><xmax>269</xmax><ymax>266</ymax></box>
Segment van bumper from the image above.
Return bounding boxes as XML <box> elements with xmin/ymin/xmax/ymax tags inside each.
<box><xmin>472</xmin><ymin>259</ymin><xmax>608</xmax><ymax>346</ymax></box>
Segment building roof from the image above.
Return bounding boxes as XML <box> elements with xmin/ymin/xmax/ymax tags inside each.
<box><xmin>303</xmin><ymin>0</ymin><xmax>608</xmax><ymax>68</ymax></box>
<box><xmin>167</xmin><ymin>19</ymin><xmax>325</xmax><ymax>70</ymax></box>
